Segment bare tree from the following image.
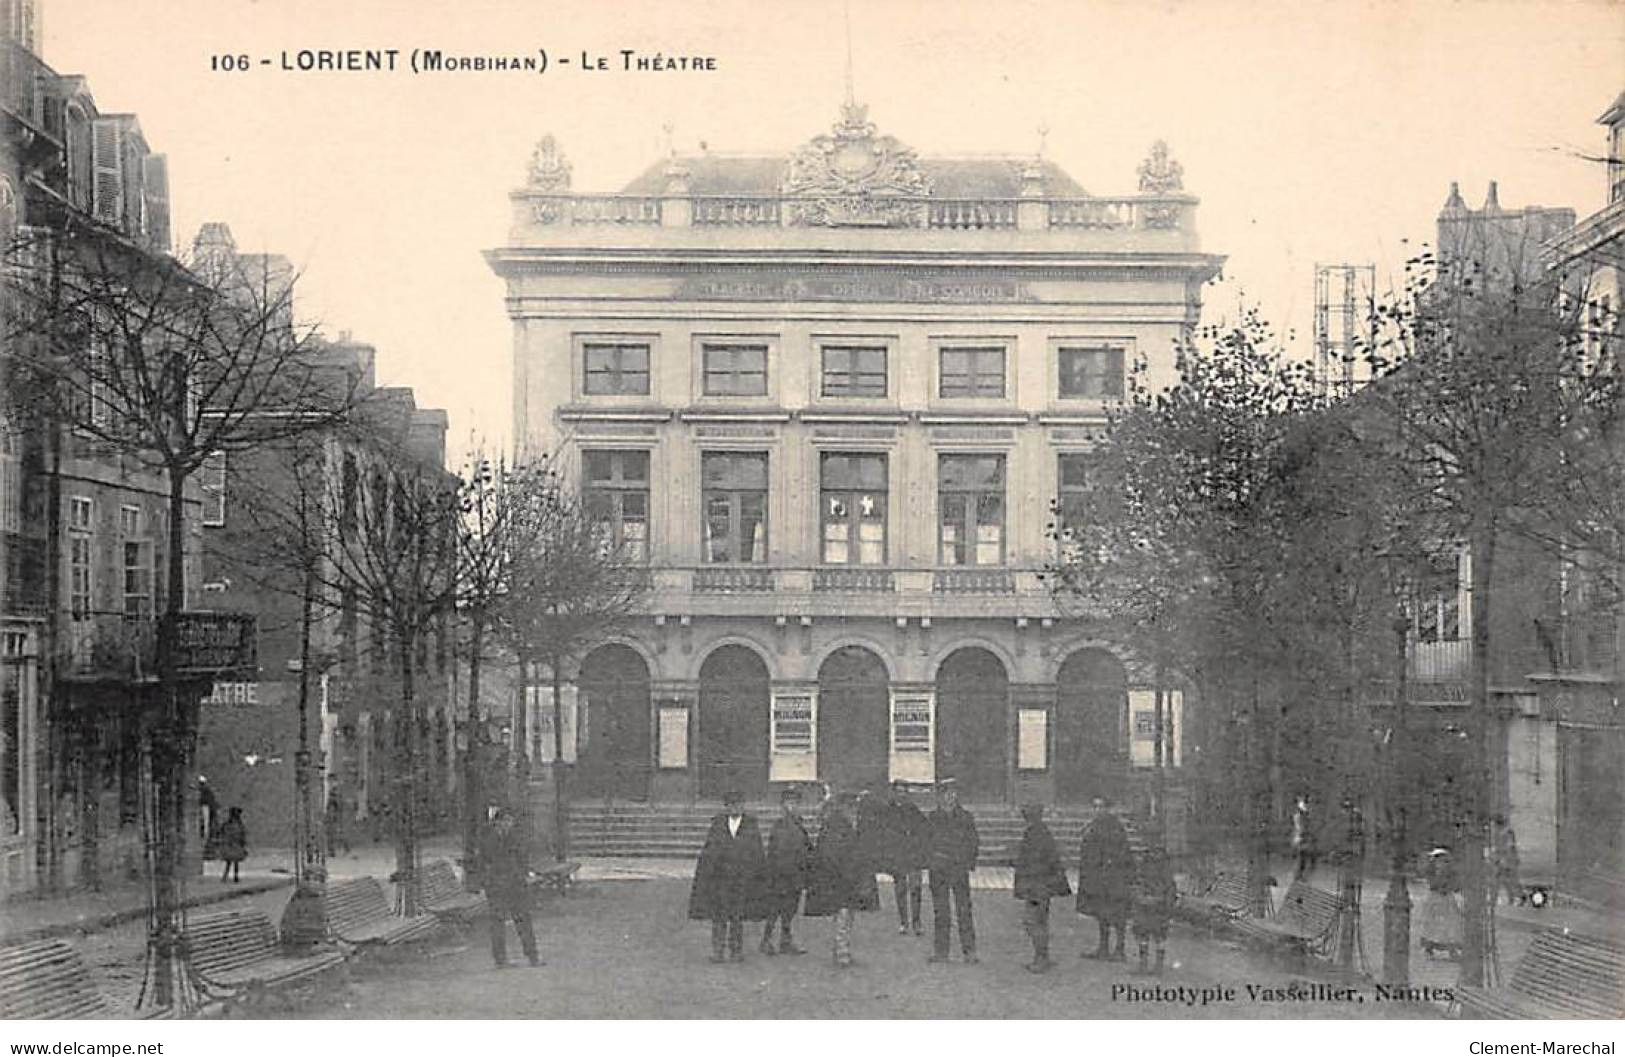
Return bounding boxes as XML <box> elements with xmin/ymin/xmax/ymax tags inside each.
<box><xmin>1365</xmin><ymin>230</ymin><xmax>1619</xmax><ymax>987</ymax></box>
<box><xmin>492</xmin><ymin>462</ymin><xmax>648</xmax><ymax>862</ymax></box>
<box><xmin>2</xmin><ymin>224</ymin><xmax>362</xmax><ymax>1010</ymax></box>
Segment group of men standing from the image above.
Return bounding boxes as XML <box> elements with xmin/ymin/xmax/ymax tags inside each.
<box><xmin>688</xmin><ymin>779</ymin><xmax>981</xmax><ymax>968</ymax></box>
<box><xmin>688</xmin><ymin>783</ymin><xmax>1174</xmax><ymax>975</ymax></box>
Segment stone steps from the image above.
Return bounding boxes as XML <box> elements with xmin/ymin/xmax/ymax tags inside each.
<box><xmin>566</xmin><ymin>803</ymin><xmax>1141</xmax><ymax>864</ymax></box>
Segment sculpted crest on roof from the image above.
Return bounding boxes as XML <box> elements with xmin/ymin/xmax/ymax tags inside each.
<box><xmin>780</xmin><ymin>102</ymin><xmax>934</xmax><ymax>227</ymax></box>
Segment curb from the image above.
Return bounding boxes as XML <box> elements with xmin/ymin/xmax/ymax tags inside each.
<box><xmin>2</xmin><ymin>876</ymin><xmax>296</xmax><ymax>946</ymax></box>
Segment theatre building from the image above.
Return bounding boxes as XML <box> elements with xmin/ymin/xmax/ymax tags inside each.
<box><xmin>488</xmin><ymin>102</ymin><xmax>1224</xmax><ymax>808</ymax></box>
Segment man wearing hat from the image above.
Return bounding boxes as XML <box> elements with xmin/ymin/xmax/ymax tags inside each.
<box><xmin>876</xmin><ymin>780</ymin><xmax>928</xmax><ymax>935</ymax></box>
<box><xmin>925</xmin><ymin>778</ymin><xmax>980</xmax><ymax>964</ymax></box>
<box><xmin>478</xmin><ymin>807</ymin><xmax>540</xmax><ymax>968</ymax></box>
<box><xmin>687</xmin><ymin>791</ymin><xmax>767</xmax><ymax>963</ymax></box>
<box><xmin>760</xmin><ymin>786</ymin><xmax>813</xmax><ymax>955</ymax></box>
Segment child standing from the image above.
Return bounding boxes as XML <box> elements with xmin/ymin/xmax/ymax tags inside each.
<box><xmin>1131</xmin><ymin>844</ymin><xmax>1177</xmax><ymax>975</ymax></box>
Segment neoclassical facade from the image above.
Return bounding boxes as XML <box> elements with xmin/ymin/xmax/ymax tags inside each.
<box><xmin>488</xmin><ymin>103</ymin><xmax>1224</xmax><ymax>805</ymax></box>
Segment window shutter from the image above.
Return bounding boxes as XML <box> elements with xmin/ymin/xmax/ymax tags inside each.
<box><xmin>91</xmin><ymin>118</ymin><xmax>124</xmax><ymax>225</ymax></box>
<box><xmin>142</xmin><ymin>154</ymin><xmax>171</xmax><ymax>252</ymax></box>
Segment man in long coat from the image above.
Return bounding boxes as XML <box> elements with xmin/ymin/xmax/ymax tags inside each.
<box><xmin>688</xmin><ymin>791</ymin><xmax>766</xmax><ymax>963</ymax></box>
<box><xmin>876</xmin><ymin>781</ymin><xmax>928</xmax><ymax>935</ymax></box>
<box><xmin>760</xmin><ymin>786</ymin><xmax>812</xmax><ymax>956</ymax></box>
<box><xmin>1076</xmin><ymin>796</ymin><xmax>1132</xmax><ymax>961</ymax></box>
<box><xmin>803</xmin><ymin>788</ymin><xmax>878</xmax><ymax>968</ymax></box>
<box><xmin>925</xmin><ymin>778</ymin><xmax>980</xmax><ymax>964</ymax></box>
<box><xmin>478</xmin><ymin>807</ymin><xmax>540</xmax><ymax>968</ymax></box>
<box><xmin>1011</xmin><ymin>802</ymin><xmax>1071</xmax><ymax>973</ymax></box>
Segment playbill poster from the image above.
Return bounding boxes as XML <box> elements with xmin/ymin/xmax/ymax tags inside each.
<box><xmin>0</xmin><ymin>0</ymin><xmax>1621</xmax><ymax>1052</ymax></box>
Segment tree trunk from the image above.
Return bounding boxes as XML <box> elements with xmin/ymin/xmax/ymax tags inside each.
<box><xmin>462</xmin><ymin>613</ymin><xmax>484</xmax><ymax>866</ymax></box>
<box><xmin>144</xmin><ymin>465</ymin><xmax>191</xmax><ymax>1010</ymax></box>
<box><xmin>1459</xmin><ymin>509</ymin><xmax>1497</xmax><ymax>987</ymax></box>
<box><xmin>395</xmin><ymin>639</ymin><xmax>421</xmax><ymax>916</ymax></box>
<box><xmin>551</xmin><ymin>649</ymin><xmax>569</xmax><ymax>862</ymax></box>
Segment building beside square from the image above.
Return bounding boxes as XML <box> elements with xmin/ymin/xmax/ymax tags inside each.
<box><xmin>489</xmin><ymin>103</ymin><xmax>1224</xmax><ymax>809</ymax></box>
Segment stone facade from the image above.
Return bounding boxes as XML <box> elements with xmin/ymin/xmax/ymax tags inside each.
<box><xmin>490</xmin><ymin>104</ymin><xmax>1224</xmax><ymax>806</ymax></box>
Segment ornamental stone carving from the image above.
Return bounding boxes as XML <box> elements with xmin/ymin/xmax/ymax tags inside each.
<box><xmin>781</xmin><ymin>102</ymin><xmax>934</xmax><ymax>227</ymax></box>
<box><xmin>527</xmin><ymin>134</ymin><xmax>572</xmax><ymax>192</ymax></box>
<box><xmin>1137</xmin><ymin>140</ymin><xmax>1184</xmax><ymax>195</ymax></box>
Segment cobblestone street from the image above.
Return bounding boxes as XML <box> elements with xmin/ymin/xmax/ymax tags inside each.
<box><xmin>289</xmin><ymin>878</ymin><xmax>1439</xmax><ymax>1020</ymax></box>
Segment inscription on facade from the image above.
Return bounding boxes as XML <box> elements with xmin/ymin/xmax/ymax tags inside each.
<box><xmin>694</xmin><ymin>425</ymin><xmax>778</xmax><ymax>439</ymax></box>
<box><xmin>930</xmin><ymin>427</ymin><xmax>1015</xmax><ymax>441</ymax></box>
<box><xmin>676</xmin><ymin>276</ymin><xmax>1026</xmax><ymax>303</ymax></box>
<box><xmin>1049</xmin><ymin>428</ymin><xmax>1104</xmax><ymax>443</ymax></box>
<box><xmin>811</xmin><ymin>426</ymin><xmax>896</xmax><ymax>440</ymax></box>
<box><xmin>574</xmin><ymin>424</ymin><xmax>659</xmax><ymax>437</ymax></box>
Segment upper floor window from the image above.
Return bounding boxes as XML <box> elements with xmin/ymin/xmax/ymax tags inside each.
<box><xmin>939</xmin><ymin>346</ymin><xmax>1006</xmax><ymax>399</ymax></box>
<box><xmin>583</xmin><ymin>450</ymin><xmax>650</xmax><ymax>561</ymax></box>
<box><xmin>939</xmin><ymin>454</ymin><xmax>1005</xmax><ymax>566</ymax></box>
<box><xmin>119</xmin><ymin>505</ymin><xmax>153</xmax><ymax>619</ymax></box>
<box><xmin>340</xmin><ymin>452</ymin><xmax>359</xmax><ymax>540</ymax></box>
<box><xmin>68</xmin><ymin>497</ymin><xmax>94</xmax><ymax>620</ymax></box>
<box><xmin>1057</xmin><ymin>454</ymin><xmax>1090</xmax><ymax>541</ymax></box>
<box><xmin>821</xmin><ymin>453</ymin><xmax>887</xmax><ymax>565</ymax></box>
<box><xmin>702</xmin><ymin>452</ymin><xmax>767</xmax><ymax>564</ymax></box>
<box><xmin>583</xmin><ymin>342</ymin><xmax>650</xmax><ymax>396</ymax></box>
<box><xmin>1058</xmin><ymin>346</ymin><xmax>1125</xmax><ymax>399</ymax></box>
<box><xmin>702</xmin><ymin>343</ymin><xmax>768</xmax><ymax>397</ymax></box>
<box><xmin>820</xmin><ymin>345</ymin><xmax>887</xmax><ymax>399</ymax></box>
<box><xmin>201</xmin><ymin>451</ymin><xmax>227</xmax><ymax>527</ymax></box>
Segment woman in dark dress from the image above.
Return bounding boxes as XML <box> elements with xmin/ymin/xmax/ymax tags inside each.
<box><xmin>217</xmin><ymin>806</ymin><xmax>248</xmax><ymax>883</ymax></box>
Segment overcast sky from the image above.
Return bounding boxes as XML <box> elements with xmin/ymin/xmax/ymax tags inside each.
<box><xmin>41</xmin><ymin>0</ymin><xmax>1625</xmax><ymax>465</ymax></box>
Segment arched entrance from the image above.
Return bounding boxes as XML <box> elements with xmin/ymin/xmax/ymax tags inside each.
<box><xmin>935</xmin><ymin>648</ymin><xmax>1008</xmax><ymax>801</ymax></box>
<box><xmin>817</xmin><ymin>646</ymin><xmax>889</xmax><ymax>794</ymax></box>
<box><xmin>697</xmin><ymin>645</ymin><xmax>770</xmax><ymax>798</ymax></box>
<box><xmin>1055</xmin><ymin>648</ymin><xmax>1127</xmax><ymax>803</ymax></box>
<box><xmin>576</xmin><ymin>644</ymin><xmax>652</xmax><ymax>800</ymax></box>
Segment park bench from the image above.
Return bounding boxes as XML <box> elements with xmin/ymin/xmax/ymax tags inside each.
<box><xmin>1180</xmin><ymin>861</ymin><xmax>1273</xmax><ymax>923</ymax></box>
<box><xmin>533</xmin><ymin>860</ymin><xmax>581</xmax><ymax>895</ymax></box>
<box><xmin>1454</xmin><ymin>928</ymin><xmax>1625</xmax><ymax>1020</ymax></box>
<box><xmin>186</xmin><ymin>908</ymin><xmax>345</xmax><ymax>1007</ymax></box>
<box><xmin>419</xmin><ymin>859</ymin><xmax>486</xmax><ymax>922</ymax></box>
<box><xmin>324</xmin><ymin>876</ymin><xmax>440</xmax><ymax>947</ymax></box>
<box><xmin>1232</xmin><ymin>880</ymin><xmax>1340</xmax><ymax>960</ymax></box>
<box><xmin>0</xmin><ymin>939</ymin><xmax>116</xmax><ymax>1019</ymax></box>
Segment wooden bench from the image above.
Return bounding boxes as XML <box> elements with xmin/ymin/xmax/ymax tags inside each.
<box><xmin>533</xmin><ymin>860</ymin><xmax>581</xmax><ymax>895</ymax></box>
<box><xmin>1455</xmin><ymin>929</ymin><xmax>1625</xmax><ymax>1020</ymax></box>
<box><xmin>325</xmin><ymin>876</ymin><xmax>440</xmax><ymax>947</ymax></box>
<box><xmin>186</xmin><ymin>909</ymin><xmax>345</xmax><ymax>1006</ymax></box>
<box><xmin>0</xmin><ymin>939</ymin><xmax>116</xmax><ymax>1019</ymax></box>
<box><xmin>1233</xmin><ymin>880</ymin><xmax>1340</xmax><ymax>959</ymax></box>
<box><xmin>419</xmin><ymin>859</ymin><xmax>486</xmax><ymax>922</ymax></box>
<box><xmin>1181</xmin><ymin>862</ymin><xmax>1273</xmax><ymax>923</ymax></box>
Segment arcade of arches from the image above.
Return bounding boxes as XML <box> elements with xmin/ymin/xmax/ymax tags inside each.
<box><xmin>566</xmin><ymin>642</ymin><xmax>1175</xmax><ymax>803</ymax></box>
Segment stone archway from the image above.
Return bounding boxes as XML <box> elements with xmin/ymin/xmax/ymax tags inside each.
<box><xmin>697</xmin><ymin>645</ymin><xmax>771</xmax><ymax>798</ymax></box>
<box><xmin>1055</xmin><ymin>648</ymin><xmax>1128</xmax><ymax>803</ymax></box>
<box><xmin>576</xmin><ymin>644</ymin><xmax>652</xmax><ymax>801</ymax></box>
<box><xmin>816</xmin><ymin>646</ymin><xmax>890</xmax><ymax>795</ymax></box>
<box><xmin>935</xmin><ymin>647</ymin><xmax>1008</xmax><ymax>801</ymax></box>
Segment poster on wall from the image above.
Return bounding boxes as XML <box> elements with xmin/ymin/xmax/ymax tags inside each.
<box><xmin>770</xmin><ymin>691</ymin><xmax>817</xmax><ymax>781</ymax></box>
<box><xmin>889</xmin><ymin>689</ymin><xmax>934</xmax><ymax>784</ymax></box>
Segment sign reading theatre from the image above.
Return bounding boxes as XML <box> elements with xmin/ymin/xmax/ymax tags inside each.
<box><xmin>676</xmin><ymin>276</ymin><xmax>1027</xmax><ymax>304</ymax></box>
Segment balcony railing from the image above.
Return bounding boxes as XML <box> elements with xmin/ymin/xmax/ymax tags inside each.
<box><xmin>1409</xmin><ymin>638</ymin><xmax>1470</xmax><ymax>683</ymax></box>
<box><xmin>812</xmin><ymin>568</ymin><xmax>895</xmax><ymax>593</ymax></box>
<box><xmin>933</xmin><ymin>569</ymin><xmax>1016</xmax><ymax>595</ymax></box>
<box><xmin>59</xmin><ymin>613</ymin><xmax>159</xmax><ymax>681</ymax></box>
<box><xmin>517</xmin><ymin>190</ymin><xmax>1191</xmax><ymax>234</ymax></box>
<box><xmin>693</xmin><ymin>567</ymin><xmax>775</xmax><ymax>593</ymax></box>
<box><xmin>692</xmin><ymin>196</ymin><xmax>782</xmax><ymax>227</ymax></box>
